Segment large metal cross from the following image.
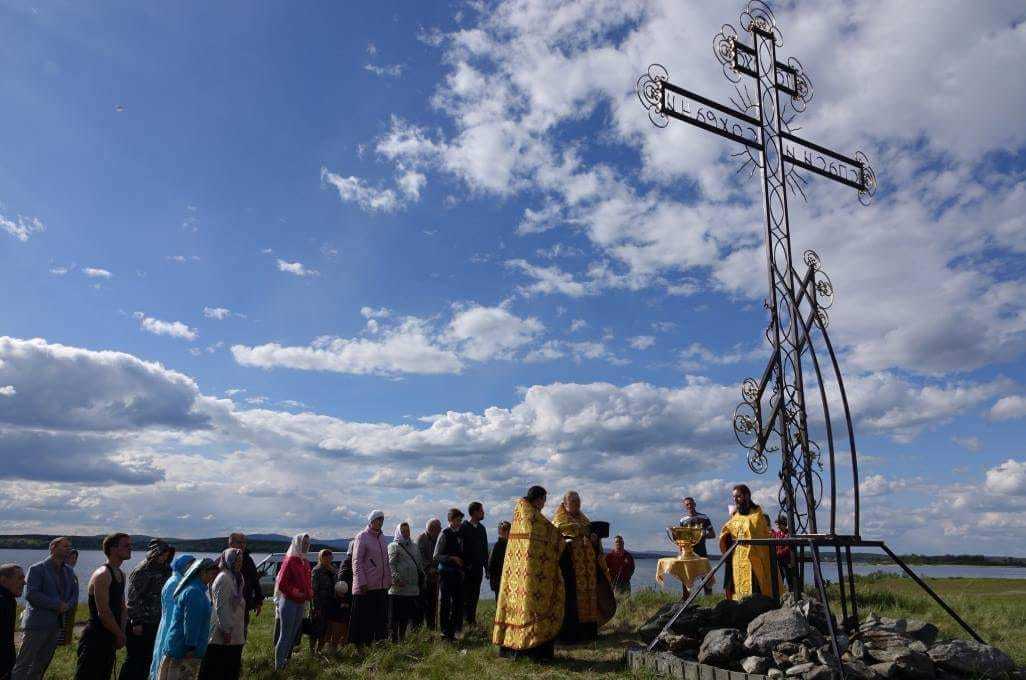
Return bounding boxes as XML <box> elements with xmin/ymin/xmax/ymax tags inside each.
<box><xmin>637</xmin><ymin>0</ymin><xmax>876</xmax><ymax>539</ymax></box>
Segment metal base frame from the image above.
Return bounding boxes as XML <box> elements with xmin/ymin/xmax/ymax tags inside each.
<box><xmin>646</xmin><ymin>535</ymin><xmax>985</xmax><ymax>680</ymax></box>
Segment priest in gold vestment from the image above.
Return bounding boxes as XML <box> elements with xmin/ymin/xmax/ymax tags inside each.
<box><xmin>718</xmin><ymin>484</ymin><xmax>780</xmax><ymax>599</ymax></box>
<box><xmin>493</xmin><ymin>486</ymin><xmax>565</xmax><ymax>659</ymax></box>
<box><xmin>552</xmin><ymin>491</ymin><xmax>614</xmax><ymax>643</ymax></box>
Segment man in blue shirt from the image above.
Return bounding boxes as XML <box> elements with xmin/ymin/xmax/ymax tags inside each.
<box><xmin>12</xmin><ymin>537</ymin><xmax>77</xmax><ymax>680</ymax></box>
<box><xmin>679</xmin><ymin>497</ymin><xmax>716</xmax><ymax>595</ymax></box>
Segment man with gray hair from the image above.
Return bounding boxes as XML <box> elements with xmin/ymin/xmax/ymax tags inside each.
<box><xmin>416</xmin><ymin>518</ymin><xmax>442</xmax><ymax>630</ymax></box>
<box><xmin>12</xmin><ymin>537</ymin><xmax>77</xmax><ymax>680</ymax></box>
<box><xmin>1</xmin><ymin>563</ymin><xmax>26</xmax><ymax>679</ymax></box>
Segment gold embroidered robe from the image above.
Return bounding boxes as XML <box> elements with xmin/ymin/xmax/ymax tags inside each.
<box><xmin>551</xmin><ymin>504</ymin><xmax>613</xmax><ymax>628</ymax></box>
<box><xmin>492</xmin><ymin>499</ymin><xmax>565</xmax><ymax>650</ymax></box>
<box><xmin>720</xmin><ymin>504</ymin><xmax>780</xmax><ymax>598</ymax></box>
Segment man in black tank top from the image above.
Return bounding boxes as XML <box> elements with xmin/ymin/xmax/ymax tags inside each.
<box><xmin>76</xmin><ymin>533</ymin><xmax>132</xmax><ymax>680</ymax></box>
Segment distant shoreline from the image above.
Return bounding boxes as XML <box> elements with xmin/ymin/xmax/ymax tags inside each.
<box><xmin>0</xmin><ymin>534</ymin><xmax>1023</xmax><ymax>567</ymax></box>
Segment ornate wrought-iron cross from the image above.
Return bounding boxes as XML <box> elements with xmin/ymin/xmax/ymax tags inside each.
<box><xmin>637</xmin><ymin>1</ymin><xmax>876</xmax><ymax>538</ymax></box>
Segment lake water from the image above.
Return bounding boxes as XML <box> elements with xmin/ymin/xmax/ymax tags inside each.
<box><xmin>3</xmin><ymin>549</ymin><xmax>1024</xmax><ymax>602</ymax></box>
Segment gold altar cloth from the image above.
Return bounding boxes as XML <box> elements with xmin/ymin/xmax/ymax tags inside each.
<box><xmin>655</xmin><ymin>556</ymin><xmax>713</xmax><ymax>590</ymax></box>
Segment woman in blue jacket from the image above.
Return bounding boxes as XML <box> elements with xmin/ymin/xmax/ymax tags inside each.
<box><xmin>155</xmin><ymin>558</ymin><xmax>218</xmax><ymax>680</ymax></box>
<box><xmin>149</xmin><ymin>554</ymin><xmax>193</xmax><ymax>680</ymax></box>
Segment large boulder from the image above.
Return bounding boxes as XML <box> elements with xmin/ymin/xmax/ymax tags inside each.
<box><xmin>860</xmin><ymin>614</ymin><xmax>938</xmax><ymax>646</ymax></box>
<box><xmin>698</xmin><ymin>628</ymin><xmax>745</xmax><ymax>666</ymax></box>
<box><xmin>796</xmin><ymin>598</ymin><xmax>839</xmax><ymax>636</ymax></box>
<box><xmin>638</xmin><ymin>602</ymin><xmax>718</xmax><ymax>642</ymax></box>
<box><xmin>746</xmin><ymin>608</ymin><xmax>812</xmax><ymax>654</ymax></box>
<box><xmin>927</xmin><ymin>640</ymin><xmax>1016</xmax><ymax>677</ymax></box>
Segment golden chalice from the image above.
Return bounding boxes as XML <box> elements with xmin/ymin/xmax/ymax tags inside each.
<box><xmin>666</xmin><ymin>525</ymin><xmax>705</xmax><ymax>560</ymax></box>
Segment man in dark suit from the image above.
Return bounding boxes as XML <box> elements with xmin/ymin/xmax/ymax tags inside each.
<box><xmin>12</xmin><ymin>537</ymin><xmax>77</xmax><ymax>680</ymax></box>
<box><xmin>1</xmin><ymin>563</ymin><xmax>26</xmax><ymax>680</ymax></box>
<box><xmin>459</xmin><ymin>502</ymin><xmax>488</xmax><ymax>627</ymax></box>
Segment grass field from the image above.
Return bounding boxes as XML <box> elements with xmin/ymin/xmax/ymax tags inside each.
<box><xmin>39</xmin><ymin>575</ymin><xmax>1024</xmax><ymax>679</ymax></box>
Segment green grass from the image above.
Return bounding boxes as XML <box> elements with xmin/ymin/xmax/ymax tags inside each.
<box><xmin>38</xmin><ymin>577</ymin><xmax>1025</xmax><ymax>678</ymax></box>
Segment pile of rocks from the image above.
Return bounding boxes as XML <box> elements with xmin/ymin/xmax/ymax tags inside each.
<box><xmin>640</xmin><ymin>596</ymin><xmax>1019</xmax><ymax>679</ymax></box>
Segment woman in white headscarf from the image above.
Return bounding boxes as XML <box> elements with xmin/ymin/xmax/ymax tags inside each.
<box><xmin>387</xmin><ymin>522</ymin><xmax>423</xmax><ymax>642</ymax></box>
<box><xmin>273</xmin><ymin>534</ymin><xmax>313</xmax><ymax>670</ymax></box>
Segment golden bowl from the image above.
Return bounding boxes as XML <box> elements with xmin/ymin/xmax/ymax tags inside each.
<box><xmin>667</xmin><ymin>525</ymin><xmax>705</xmax><ymax>559</ymax></box>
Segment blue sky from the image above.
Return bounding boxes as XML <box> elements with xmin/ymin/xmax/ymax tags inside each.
<box><xmin>2</xmin><ymin>0</ymin><xmax>1026</xmax><ymax>554</ymax></box>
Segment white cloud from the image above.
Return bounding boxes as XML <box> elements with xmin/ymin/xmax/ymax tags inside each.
<box><xmin>629</xmin><ymin>335</ymin><xmax>655</xmax><ymax>350</ymax></box>
<box><xmin>506</xmin><ymin>259</ymin><xmax>592</xmax><ymax>297</ymax></box>
<box><xmin>133</xmin><ymin>312</ymin><xmax>198</xmax><ymax>341</ymax></box>
<box><xmin>83</xmin><ymin>267</ymin><xmax>112</xmax><ymax>279</ymax></box>
<box><xmin>276</xmin><ymin>259</ymin><xmax>320</xmax><ymax>277</ymax></box>
<box><xmin>321</xmin><ymin>167</ymin><xmax>400</xmax><ymax>213</ymax></box>
<box><xmin>569</xmin><ymin>319</ymin><xmax>587</xmax><ymax>333</ymax></box>
<box><xmin>444</xmin><ymin>305</ymin><xmax>544</xmax><ymax>361</ymax></box>
<box><xmin>0</xmin><ymin>213</ymin><xmax>44</xmax><ymax>242</ymax></box>
<box><xmin>203</xmin><ymin>307</ymin><xmax>232</xmax><ymax>320</ymax></box>
<box><xmin>984</xmin><ymin>459</ymin><xmax>1026</xmax><ymax>496</ymax></box>
<box><xmin>232</xmin><ymin>317</ymin><xmax>463</xmax><ymax>377</ymax></box>
<box><xmin>988</xmin><ymin>395</ymin><xmax>1026</xmax><ymax>422</ymax></box>
<box><xmin>49</xmin><ymin>266</ymin><xmax>69</xmax><ymax>276</ymax></box>
<box><xmin>0</xmin><ymin>386</ymin><xmax>15</xmax><ymax>397</ymax></box>
<box><xmin>365</xmin><ymin>63</ymin><xmax>404</xmax><ymax>78</ymax></box>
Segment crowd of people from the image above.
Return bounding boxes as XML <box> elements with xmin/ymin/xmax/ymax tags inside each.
<box><xmin>0</xmin><ymin>482</ymin><xmax>786</xmax><ymax>679</ymax></box>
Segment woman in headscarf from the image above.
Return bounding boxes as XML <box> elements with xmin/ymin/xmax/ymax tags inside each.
<box><xmin>156</xmin><ymin>558</ymin><xmax>219</xmax><ymax>680</ymax></box>
<box><xmin>493</xmin><ymin>486</ymin><xmax>565</xmax><ymax>660</ymax></box>
<box><xmin>273</xmin><ymin>534</ymin><xmax>313</xmax><ymax>670</ymax></box>
<box><xmin>310</xmin><ymin>549</ymin><xmax>345</xmax><ymax>655</ymax></box>
<box><xmin>387</xmin><ymin>522</ymin><xmax>422</xmax><ymax>642</ymax></box>
<box><xmin>198</xmin><ymin>548</ymin><xmax>246</xmax><ymax>680</ymax></box>
<box><xmin>121</xmin><ymin>539</ymin><xmax>175</xmax><ymax>680</ymax></box>
<box><xmin>350</xmin><ymin>511</ymin><xmax>391</xmax><ymax>646</ymax></box>
<box><xmin>552</xmin><ymin>490</ymin><xmax>614</xmax><ymax>644</ymax></box>
<box><xmin>150</xmin><ymin>554</ymin><xmax>194</xmax><ymax>680</ymax></box>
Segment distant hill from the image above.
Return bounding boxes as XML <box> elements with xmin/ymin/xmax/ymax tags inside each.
<box><xmin>0</xmin><ymin>533</ymin><xmax>345</xmax><ymax>554</ymax></box>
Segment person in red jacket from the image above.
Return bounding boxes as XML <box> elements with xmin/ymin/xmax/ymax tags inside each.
<box><xmin>273</xmin><ymin>534</ymin><xmax>313</xmax><ymax>670</ymax></box>
<box><xmin>604</xmin><ymin>535</ymin><xmax>635</xmax><ymax>596</ymax></box>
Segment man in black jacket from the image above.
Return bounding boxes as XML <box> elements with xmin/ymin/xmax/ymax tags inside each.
<box><xmin>459</xmin><ymin>502</ymin><xmax>488</xmax><ymax>627</ymax></box>
<box><xmin>433</xmin><ymin>508</ymin><xmax>465</xmax><ymax>641</ymax></box>
<box><xmin>1</xmin><ymin>563</ymin><xmax>26</xmax><ymax>680</ymax></box>
<box><xmin>229</xmin><ymin>533</ymin><xmax>263</xmax><ymax>634</ymax></box>
<box><xmin>487</xmin><ymin>521</ymin><xmax>510</xmax><ymax>596</ymax></box>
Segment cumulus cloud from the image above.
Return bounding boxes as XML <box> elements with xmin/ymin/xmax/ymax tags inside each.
<box><xmin>133</xmin><ymin>312</ymin><xmax>198</xmax><ymax>341</ymax></box>
<box><xmin>365</xmin><ymin>63</ymin><xmax>404</xmax><ymax>78</ymax></box>
<box><xmin>629</xmin><ymin>335</ymin><xmax>655</xmax><ymax>350</ymax></box>
<box><xmin>320</xmin><ymin>167</ymin><xmax>400</xmax><ymax>213</ymax></box>
<box><xmin>444</xmin><ymin>305</ymin><xmax>543</xmax><ymax>361</ymax></box>
<box><xmin>232</xmin><ymin>317</ymin><xmax>463</xmax><ymax>377</ymax></box>
<box><xmin>0</xmin><ymin>213</ymin><xmax>44</xmax><ymax>242</ymax></box>
<box><xmin>988</xmin><ymin>395</ymin><xmax>1026</xmax><ymax>421</ymax></box>
<box><xmin>203</xmin><ymin>307</ymin><xmax>232</xmax><ymax>320</ymax></box>
<box><xmin>276</xmin><ymin>259</ymin><xmax>319</xmax><ymax>277</ymax></box>
<box><xmin>984</xmin><ymin>459</ymin><xmax>1026</xmax><ymax>496</ymax></box>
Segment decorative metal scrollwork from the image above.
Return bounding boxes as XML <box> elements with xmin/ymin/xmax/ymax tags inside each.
<box><xmin>813</xmin><ymin>271</ymin><xmax>834</xmax><ymax>309</ymax></box>
<box><xmin>856</xmin><ymin>151</ymin><xmax>877</xmax><ymax>206</ymax></box>
<box><xmin>742</xmin><ymin>377</ymin><xmax>759</xmax><ymax>403</ymax></box>
<box><xmin>740</xmin><ymin>0</ymin><xmax>782</xmax><ymax>45</ymax></box>
<box><xmin>733</xmin><ymin>402</ymin><xmax>759</xmax><ymax>450</ymax></box>
<box><xmin>636</xmin><ymin>64</ymin><xmax>668</xmax><ymax>128</ymax></box>
<box><xmin>713</xmin><ymin>24</ymin><xmax>741</xmax><ymax>83</ymax></box>
<box><xmin>802</xmin><ymin>250</ymin><xmax>821</xmax><ymax>271</ymax></box>
<box><xmin>748</xmin><ymin>449</ymin><xmax>769</xmax><ymax>474</ymax></box>
<box><xmin>786</xmin><ymin>57</ymin><xmax>813</xmax><ymax>112</ymax></box>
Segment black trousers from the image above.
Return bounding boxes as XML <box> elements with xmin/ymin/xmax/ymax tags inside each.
<box><xmin>349</xmin><ymin>589</ymin><xmax>389</xmax><ymax>646</ymax></box>
<box><xmin>198</xmin><ymin>643</ymin><xmax>243</xmax><ymax>680</ymax></box>
<box><xmin>438</xmin><ymin>572</ymin><xmax>463</xmax><ymax>639</ymax></box>
<box><xmin>117</xmin><ymin>624</ymin><xmax>157</xmax><ymax>680</ymax></box>
<box><xmin>389</xmin><ymin>595</ymin><xmax>419</xmax><ymax>642</ymax></box>
<box><xmin>418</xmin><ymin>577</ymin><xmax>438</xmax><ymax>630</ymax></box>
<box><xmin>461</xmin><ymin>568</ymin><xmax>483</xmax><ymax>626</ymax></box>
<box><xmin>75</xmin><ymin>624</ymin><xmax>116</xmax><ymax>680</ymax></box>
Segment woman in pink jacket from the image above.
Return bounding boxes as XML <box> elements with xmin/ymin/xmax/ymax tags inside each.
<box><xmin>273</xmin><ymin>534</ymin><xmax>313</xmax><ymax>670</ymax></box>
<box><xmin>349</xmin><ymin>511</ymin><xmax>391</xmax><ymax>646</ymax></box>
